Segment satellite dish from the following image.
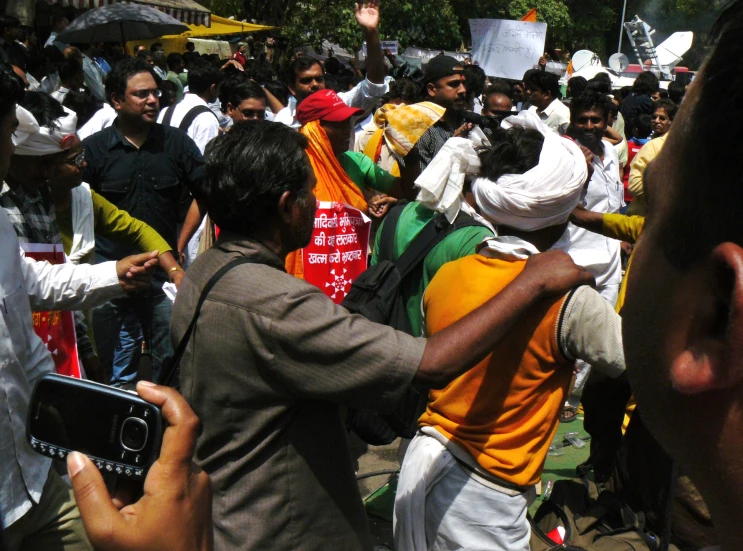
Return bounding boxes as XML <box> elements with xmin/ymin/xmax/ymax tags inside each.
<box><xmin>571</xmin><ymin>50</ymin><xmax>597</xmax><ymax>72</ymax></box>
<box><xmin>608</xmin><ymin>53</ymin><xmax>630</xmax><ymax>73</ymax></box>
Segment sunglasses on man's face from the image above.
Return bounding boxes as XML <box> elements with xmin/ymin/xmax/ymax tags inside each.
<box><xmin>240</xmin><ymin>109</ymin><xmax>265</xmax><ymax>120</ymax></box>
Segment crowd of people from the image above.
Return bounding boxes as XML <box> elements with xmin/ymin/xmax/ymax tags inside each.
<box><xmin>1</xmin><ymin>0</ymin><xmax>742</xmax><ymax>550</ymax></box>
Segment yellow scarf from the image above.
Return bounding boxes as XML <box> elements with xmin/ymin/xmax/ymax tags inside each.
<box><xmin>285</xmin><ymin>120</ymin><xmax>368</xmax><ymax>278</ymax></box>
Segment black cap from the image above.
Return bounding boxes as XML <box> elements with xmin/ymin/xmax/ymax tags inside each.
<box><xmin>424</xmin><ymin>55</ymin><xmax>464</xmax><ymax>84</ymax></box>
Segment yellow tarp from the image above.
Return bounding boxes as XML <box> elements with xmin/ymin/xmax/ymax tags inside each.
<box><xmin>162</xmin><ymin>14</ymin><xmax>276</xmax><ymax>38</ymax></box>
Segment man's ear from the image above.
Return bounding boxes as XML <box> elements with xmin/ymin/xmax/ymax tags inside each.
<box><xmin>225</xmin><ymin>102</ymin><xmax>234</xmax><ymax>117</ymax></box>
<box><xmin>670</xmin><ymin>242</ymin><xmax>743</xmax><ymax>393</ymax></box>
<box><xmin>110</xmin><ymin>93</ymin><xmax>123</xmax><ymax>111</ymax></box>
<box><xmin>277</xmin><ymin>190</ymin><xmax>293</xmax><ymax>225</ymax></box>
<box><xmin>426</xmin><ymin>82</ymin><xmax>436</xmax><ymax>98</ymax></box>
<box><xmin>288</xmin><ymin>82</ymin><xmax>297</xmax><ymax>97</ymax></box>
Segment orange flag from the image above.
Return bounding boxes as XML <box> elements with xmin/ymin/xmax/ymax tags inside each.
<box><xmin>521</xmin><ymin>8</ymin><xmax>537</xmax><ymax>22</ymax></box>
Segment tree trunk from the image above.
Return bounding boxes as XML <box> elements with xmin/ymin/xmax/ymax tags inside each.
<box><xmin>5</xmin><ymin>0</ymin><xmax>35</xmax><ymax>26</ymax></box>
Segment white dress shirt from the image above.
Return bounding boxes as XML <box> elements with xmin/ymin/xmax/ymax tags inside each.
<box><xmin>157</xmin><ymin>93</ymin><xmax>219</xmax><ymax>154</ymax></box>
<box><xmin>557</xmin><ymin>142</ymin><xmax>624</xmax><ymax>294</ymax></box>
<box><xmin>275</xmin><ymin>77</ymin><xmax>389</xmax><ymax>129</ymax></box>
<box><xmin>530</xmin><ymin>99</ymin><xmax>571</xmax><ymax>135</ymax></box>
<box><xmin>0</xmin><ymin>207</ymin><xmax>123</xmax><ymax>528</ymax></box>
<box><xmin>77</xmin><ymin>103</ymin><xmax>117</xmax><ymax>141</ymax></box>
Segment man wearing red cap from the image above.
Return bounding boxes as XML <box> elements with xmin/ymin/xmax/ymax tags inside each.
<box><xmin>285</xmin><ymin>89</ymin><xmax>401</xmax><ymax>283</ymax></box>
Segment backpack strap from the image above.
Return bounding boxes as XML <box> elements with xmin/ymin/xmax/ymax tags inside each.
<box><xmin>161</xmin><ymin>105</ymin><xmax>175</xmax><ymax>126</ymax></box>
<box><xmin>178</xmin><ymin>105</ymin><xmax>218</xmax><ymax>132</ymax></box>
<box><xmin>378</xmin><ymin>203</ymin><xmax>406</xmax><ymax>263</ymax></box>
<box><xmin>395</xmin><ymin>211</ymin><xmax>484</xmax><ymax>281</ymax></box>
<box><xmin>159</xmin><ymin>256</ymin><xmax>257</xmax><ymax>386</ymax></box>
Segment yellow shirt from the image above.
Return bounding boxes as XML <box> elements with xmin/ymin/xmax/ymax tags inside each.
<box><xmin>602</xmin><ymin>213</ymin><xmax>645</xmax><ymax>312</ymax></box>
<box><xmin>627</xmin><ymin>134</ymin><xmax>667</xmax><ymax>216</ymax></box>
<box><xmin>420</xmin><ymin>254</ymin><xmax>573</xmax><ymax>487</ymax></box>
<box><xmin>56</xmin><ymin>189</ymin><xmax>171</xmax><ymax>264</ymax></box>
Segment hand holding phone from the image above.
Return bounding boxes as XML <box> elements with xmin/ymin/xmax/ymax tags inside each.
<box><xmin>68</xmin><ymin>382</ymin><xmax>213</xmax><ymax>551</ymax></box>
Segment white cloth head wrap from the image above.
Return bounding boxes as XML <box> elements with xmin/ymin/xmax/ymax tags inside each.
<box><xmin>13</xmin><ymin>104</ymin><xmax>78</xmax><ymax>156</ymax></box>
<box><xmin>414</xmin><ymin>126</ymin><xmax>493</xmax><ymax>231</ymax></box>
<box><xmin>472</xmin><ymin>110</ymin><xmax>587</xmax><ymax>232</ymax></box>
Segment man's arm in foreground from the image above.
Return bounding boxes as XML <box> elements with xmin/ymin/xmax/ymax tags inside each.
<box><xmin>416</xmin><ymin>250</ymin><xmax>594</xmax><ymax>388</ymax></box>
<box><xmin>68</xmin><ymin>382</ymin><xmax>212</xmax><ymax>551</ymax></box>
<box><xmin>22</xmin><ymin>250</ymin><xmax>160</xmax><ymax>311</ymax></box>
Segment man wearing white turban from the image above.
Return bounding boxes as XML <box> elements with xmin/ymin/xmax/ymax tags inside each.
<box><xmin>394</xmin><ymin>112</ymin><xmax>627</xmax><ymax>551</ymax></box>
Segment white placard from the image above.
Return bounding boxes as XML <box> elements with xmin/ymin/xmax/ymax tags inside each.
<box><xmin>362</xmin><ymin>40</ymin><xmax>398</xmax><ymax>57</ymax></box>
<box><xmin>469</xmin><ymin>19</ymin><xmax>547</xmax><ymax>80</ymax></box>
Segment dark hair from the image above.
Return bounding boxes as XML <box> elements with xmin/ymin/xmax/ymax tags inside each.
<box><xmin>137</xmin><ymin>50</ymin><xmax>153</xmax><ymax>62</ymax></box>
<box><xmin>522</xmin><ymin>68</ymin><xmax>540</xmax><ymax>83</ymax></box>
<box><xmin>570</xmin><ymin>91</ymin><xmax>611</xmax><ymax>122</ymax></box>
<box><xmin>21</xmin><ymin>91</ymin><xmax>66</xmax><ymax>129</ymax></box>
<box><xmin>324</xmin><ymin>57</ymin><xmax>342</xmax><ymax>75</ymax></box>
<box><xmin>654</xmin><ymin>98</ymin><xmax>678</xmax><ymax>121</ymax></box>
<box><xmin>58</xmin><ymin>55</ymin><xmax>82</xmax><ymax>83</ymax></box>
<box><xmin>62</xmin><ymin>88</ymin><xmax>98</xmax><ymax>128</ymax></box>
<box><xmin>632</xmin><ymin>71</ymin><xmax>659</xmax><ymax>95</ymax></box>
<box><xmin>251</xmin><ymin>60</ymin><xmax>275</xmax><ymax>85</ymax></box>
<box><xmin>633</xmin><ymin>113</ymin><xmax>652</xmax><ymax>138</ymax></box>
<box><xmin>479</xmin><ymin>127</ymin><xmax>544</xmax><ymax>182</ymax></box>
<box><xmin>586</xmin><ymin>78</ymin><xmax>611</xmax><ymax>96</ymax></box>
<box><xmin>150</xmin><ymin>42</ymin><xmax>163</xmax><ymax>53</ymax></box>
<box><xmin>656</xmin><ymin>0</ymin><xmax>743</xmax><ymax>269</ymax></box>
<box><xmin>464</xmin><ymin>65</ymin><xmax>487</xmax><ymax>99</ymax></box>
<box><xmin>386</xmin><ymin>78</ymin><xmax>419</xmax><ymax>105</ymax></box>
<box><xmin>158</xmin><ymin>79</ymin><xmax>178</xmax><ymax>108</ymax></box>
<box><xmin>290</xmin><ymin>56</ymin><xmax>322</xmax><ymax>84</ymax></box>
<box><xmin>567</xmin><ymin>76</ymin><xmax>587</xmax><ymax>97</ymax></box>
<box><xmin>264</xmin><ymin>80</ymin><xmax>290</xmax><ymax>107</ymax></box>
<box><xmin>668</xmin><ymin>80</ymin><xmax>686</xmax><ymax>104</ymax></box>
<box><xmin>488</xmin><ymin>78</ymin><xmax>513</xmax><ymax>98</ymax></box>
<box><xmin>187</xmin><ymin>59</ymin><xmax>223</xmax><ymax>95</ymax></box>
<box><xmin>166</xmin><ymin>52</ymin><xmax>183</xmax><ymax>71</ymax></box>
<box><xmin>43</xmin><ymin>45</ymin><xmax>65</xmax><ymax>65</ymax></box>
<box><xmin>525</xmin><ymin>71</ymin><xmax>561</xmax><ymax>99</ymax></box>
<box><xmin>202</xmin><ymin>121</ymin><xmax>311</xmax><ymax>235</ymax></box>
<box><xmin>104</xmin><ymin>57</ymin><xmax>157</xmax><ymax>104</ymax></box>
<box><xmin>185</xmin><ymin>42</ymin><xmax>195</xmax><ymax>51</ymax></box>
<box><xmin>0</xmin><ymin>62</ymin><xmax>24</xmax><ymax>118</ymax></box>
<box><xmin>220</xmin><ymin>80</ymin><xmax>266</xmax><ymax>112</ymax></box>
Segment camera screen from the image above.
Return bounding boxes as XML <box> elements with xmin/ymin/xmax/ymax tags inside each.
<box><xmin>29</xmin><ymin>379</ymin><xmax>156</xmax><ymax>461</ymax></box>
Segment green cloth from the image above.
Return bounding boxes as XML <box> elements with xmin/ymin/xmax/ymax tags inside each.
<box><xmin>56</xmin><ymin>189</ymin><xmax>172</xmax><ymax>265</ymax></box>
<box><xmin>371</xmin><ymin>202</ymin><xmax>493</xmax><ymax>337</ymax></box>
<box><xmin>166</xmin><ymin>71</ymin><xmax>185</xmax><ymax>102</ymax></box>
<box><xmin>340</xmin><ymin>151</ymin><xmax>396</xmax><ymax>194</ymax></box>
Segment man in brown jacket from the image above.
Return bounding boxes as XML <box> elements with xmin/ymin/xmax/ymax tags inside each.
<box><xmin>171</xmin><ymin>120</ymin><xmax>593</xmax><ymax>550</ymax></box>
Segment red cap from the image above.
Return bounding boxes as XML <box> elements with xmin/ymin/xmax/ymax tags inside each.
<box><xmin>296</xmin><ymin>89</ymin><xmax>364</xmax><ymax>125</ymax></box>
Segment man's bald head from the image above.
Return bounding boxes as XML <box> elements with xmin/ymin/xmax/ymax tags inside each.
<box><xmin>482</xmin><ymin>91</ymin><xmax>513</xmax><ymax>116</ymax></box>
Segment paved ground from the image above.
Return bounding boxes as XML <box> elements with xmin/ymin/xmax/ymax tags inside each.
<box><xmin>353</xmin><ymin>416</ymin><xmax>591</xmax><ymax>549</ymax></box>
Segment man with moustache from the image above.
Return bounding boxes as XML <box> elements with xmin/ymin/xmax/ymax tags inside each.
<box><xmin>558</xmin><ymin>92</ymin><xmax>624</xmax><ymax>430</ymax></box>
<box><xmin>83</xmin><ymin>57</ymin><xmax>204</xmax><ymax>387</ymax></box>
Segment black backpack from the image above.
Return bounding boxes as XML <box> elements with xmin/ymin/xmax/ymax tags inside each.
<box><xmin>342</xmin><ymin>204</ymin><xmax>483</xmax><ymax>444</ymax></box>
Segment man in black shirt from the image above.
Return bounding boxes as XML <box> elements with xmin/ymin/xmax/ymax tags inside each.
<box><xmin>83</xmin><ymin>58</ymin><xmax>204</xmax><ymax>387</ymax></box>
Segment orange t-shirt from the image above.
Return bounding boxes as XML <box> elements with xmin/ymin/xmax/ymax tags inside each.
<box><xmin>419</xmin><ymin>254</ymin><xmax>574</xmax><ymax>488</ymax></box>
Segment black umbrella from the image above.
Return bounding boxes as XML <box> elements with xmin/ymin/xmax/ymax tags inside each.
<box><xmin>57</xmin><ymin>3</ymin><xmax>190</xmax><ymax>43</ymax></box>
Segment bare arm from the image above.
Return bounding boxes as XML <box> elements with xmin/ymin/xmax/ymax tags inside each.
<box><xmin>177</xmin><ymin>200</ymin><xmax>207</xmax><ymax>261</ymax></box>
<box><xmin>569</xmin><ymin>205</ymin><xmax>605</xmax><ymax>235</ymax></box>
<box><xmin>262</xmin><ymin>85</ymin><xmax>285</xmax><ymax>113</ymax></box>
<box><xmin>355</xmin><ymin>1</ymin><xmax>385</xmax><ymax>85</ymax></box>
<box><xmin>415</xmin><ymin>250</ymin><xmax>594</xmax><ymax>388</ymax></box>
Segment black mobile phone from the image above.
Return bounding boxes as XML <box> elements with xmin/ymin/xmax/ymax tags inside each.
<box><xmin>27</xmin><ymin>374</ymin><xmax>164</xmax><ymax>480</ymax></box>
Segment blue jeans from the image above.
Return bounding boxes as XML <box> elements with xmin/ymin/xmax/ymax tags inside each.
<box><xmin>93</xmin><ymin>290</ymin><xmax>173</xmax><ymax>386</ymax></box>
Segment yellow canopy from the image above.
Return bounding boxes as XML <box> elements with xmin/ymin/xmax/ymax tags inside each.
<box><xmin>163</xmin><ymin>14</ymin><xmax>276</xmax><ymax>37</ymax></box>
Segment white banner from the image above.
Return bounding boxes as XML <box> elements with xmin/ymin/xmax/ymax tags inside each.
<box><xmin>469</xmin><ymin>19</ymin><xmax>547</xmax><ymax>80</ymax></box>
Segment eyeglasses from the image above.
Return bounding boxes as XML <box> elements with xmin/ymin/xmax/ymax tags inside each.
<box><xmin>128</xmin><ymin>88</ymin><xmax>162</xmax><ymax>100</ymax></box>
<box><xmin>64</xmin><ymin>151</ymin><xmax>85</xmax><ymax>168</ymax></box>
<box><xmin>240</xmin><ymin>109</ymin><xmax>265</xmax><ymax>120</ymax></box>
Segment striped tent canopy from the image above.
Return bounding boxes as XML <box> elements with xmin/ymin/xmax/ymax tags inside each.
<box><xmin>50</xmin><ymin>0</ymin><xmax>211</xmax><ymax>27</ymax></box>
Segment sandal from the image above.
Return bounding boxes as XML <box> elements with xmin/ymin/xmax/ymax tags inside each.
<box><xmin>560</xmin><ymin>405</ymin><xmax>578</xmax><ymax>423</ymax></box>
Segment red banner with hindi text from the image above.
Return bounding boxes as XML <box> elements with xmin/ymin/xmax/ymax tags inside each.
<box><xmin>302</xmin><ymin>202</ymin><xmax>371</xmax><ymax>304</ymax></box>
<box><xmin>22</xmin><ymin>244</ymin><xmax>81</xmax><ymax>378</ymax></box>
